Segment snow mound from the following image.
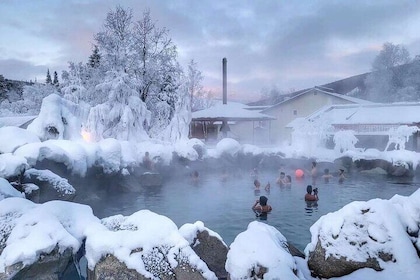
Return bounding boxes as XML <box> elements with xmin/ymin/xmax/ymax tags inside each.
<box><xmin>24</xmin><ymin>168</ymin><xmax>75</xmax><ymax>195</ymax></box>
<box><xmin>85</xmin><ymin>210</ymin><xmax>216</xmax><ymax>279</ymax></box>
<box><xmin>179</xmin><ymin>221</ymin><xmax>227</xmax><ymax>247</ymax></box>
<box><xmin>305</xmin><ymin>189</ymin><xmax>420</xmax><ymax>274</ymax></box>
<box><xmin>0</xmin><ymin>198</ymin><xmax>99</xmax><ymax>270</ymax></box>
<box><xmin>226</xmin><ymin>221</ymin><xmax>300</xmax><ymax>279</ymax></box>
<box><xmin>0</xmin><ymin>178</ymin><xmax>24</xmax><ymax>201</ymax></box>
<box><xmin>27</xmin><ymin>94</ymin><xmax>83</xmax><ymax>141</ymax></box>
<box><xmin>0</xmin><ymin>126</ymin><xmax>40</xmax><ymax>153</ymax></box>
<box><xmin>0</xmin><ymin>153</ymin><xmax>28</xmax><ymax>178</ymax></box>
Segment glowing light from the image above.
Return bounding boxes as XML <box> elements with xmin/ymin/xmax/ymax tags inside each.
<box><xmin>295</xmin><ymin>169</ymin><xmax>304</xmax><ymax>179</ymax></box>
<box><xmin>81</xmin><ymin>129</ymin><xmax>92</xmax><ymax>142</ymax></box>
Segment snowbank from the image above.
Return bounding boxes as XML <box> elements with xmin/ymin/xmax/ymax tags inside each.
<box><xmin>0</xmin><ymin>126</ymin><xmax>40</xmax><ymax>153</ymax></box>
<box><xmin>0</xmin><ymin>178</ymin><xmax>24</xmax><ymax>201</ymax></box>
<box><xmin>226</xmin><ymin>221</ymin><xmax>301</xmax><ymax>279</ymax></box>
<box><xmin>0</xmin><ymin>198</ymin><xmax>99</xmax><ymax>271</ymax></box>
<box><xmin>0</xmin><ymin>153</ymin><xmax>28</xmax><ymax>178</ymax></box>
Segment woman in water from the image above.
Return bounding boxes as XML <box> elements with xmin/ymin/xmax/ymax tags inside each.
<box><xmin>252</xmin><ymin>195</ymin><xmax>272</xmax><ymax>219</ymax></box>
<box><xmin>305</xmin><ymin>185</ymin><xmax>319</xmax><ymax>201</ymax></box>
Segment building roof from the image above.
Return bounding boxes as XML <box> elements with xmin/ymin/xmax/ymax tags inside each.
<box><xmin>192</xmin><ymin>102</ymin><xmax>276</xmax><ymax>121</ymax></box>
<box><xmin>261</xmin><ymin>87</ymin><xmax>372</xmax><ymax>114</ymax></box>
<box><xmin>306</xmin><ymin>102</ymin><xmax>420</xmax><ymax>125</ymax></box>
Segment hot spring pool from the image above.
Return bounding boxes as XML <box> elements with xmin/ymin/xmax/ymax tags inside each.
<box><xmin>71</xmin><ymin>169</ymin><xmax>420</xmax><ymax>252</ymax></box>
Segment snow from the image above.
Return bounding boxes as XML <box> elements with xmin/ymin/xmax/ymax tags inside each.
<box><xmin>305</xmin><ymin>189</ymin><xmax>420</xmax><ymax>280</ymax></box>
<box><xmin>0</xmin><ymin>178</ymin><xmax>24</xmax><ymax>201</ymax></box>
<box><xmin>0</xmin><ymin>126</ymin><xmax>40</xmax><ymax>153</ymax></box>
<box><xmin>192</xmin><ymin>102</ymin><xmax>275</xmax><ymax>121</ymax></box>
<box><xmin>85</xmin><ymin>210</ymin><xmax>217</xmax><ymax>279</ymax></box>
<box><xmin>24</xmin><ymin>168</ymin><xmax>75</xmax><ymax>195</ymax></box>
<box><xmin>226</xmin><ymin>221</ymin><xmax>301</xmax><ymax>279</ymax></box>
<box><xmin>0</xmin><ymin>153</ymin><xmax>28</xmax><ymax>178</ymax></box>
<box><xmin>179</xmin><ymin>221</ymin><xmax>227</xmax><ymax>247</ymax></box>
<box><xmin>0</xmin><ymin>198</ymin><xmax>99</xmax><ymax>271</ymax></box>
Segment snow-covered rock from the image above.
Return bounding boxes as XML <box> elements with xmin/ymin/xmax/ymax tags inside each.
<box><xmin>85</xmin><ymin>210</ymin><xmax>217</xmax><ymax>280</ymax></box>
<box><xmin>0</xmin><ymin>126</ymin><xmax>40</xmax><ymax>154</ymax></box>
<box><xmin>0</xmin><ymin>178</ymin><xmax>24</xmax><ymax>201</ymax></box>
<box><xmin>226</xmin><ymin>221</ymin><xmax>301</xmax><ymax>279</ymax></box>
<box><xmin>180</xmin><ymin>221</ymin><xmax>228</xmax><ymax>279</ymax></box>
<box><xmin>0</xmin><ymin>153</ymin><xmax>28</xmax><ymax>179</ymax></box>
<box><xmin>305</xmin><ymin>189</ymin><xmax>420</xmax><ymax>279</ymax></box>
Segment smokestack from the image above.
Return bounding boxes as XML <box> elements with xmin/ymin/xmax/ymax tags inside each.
<box><xmin>222</xmin><ymin>57</ymin><xmax>227</xmax><ymax>104</ymax></box>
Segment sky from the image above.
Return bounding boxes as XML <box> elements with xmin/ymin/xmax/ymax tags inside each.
<box><xmin>1</xmin><ymin>0</ymin><xmax>420</xmax><ymax>102</ymax></box>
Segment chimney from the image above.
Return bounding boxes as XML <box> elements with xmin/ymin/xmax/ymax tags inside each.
<box><xmin>222</xmin><ymin>57</ymin><xmax>227</xmax><ymax>104</ymax></box>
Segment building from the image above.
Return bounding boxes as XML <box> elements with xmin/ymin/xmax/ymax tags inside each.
<box><xmin>190</xmin><ymin>101</ymin><xmax>275</xmax><ymax>144</ymax></box>
<box><xmin>291</xmin><ymin>102</ymin><xmax>420</xmax><ymax>151</ymax></box>
<box><xmin>259</xmin><ymin>87</ymin><xmax>372</xmax><ymax>144</ymax></box>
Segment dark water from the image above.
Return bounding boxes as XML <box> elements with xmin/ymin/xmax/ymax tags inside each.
<box><xmin>71</xmin><ymin>169</ymin><xmax>419</xmax><ymax>252</ymax></box>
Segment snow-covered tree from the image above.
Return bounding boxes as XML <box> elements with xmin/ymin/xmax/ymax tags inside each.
<box><xmin>85</xmin><ymin>71</ymin><xmax>150</xmax><ymax>142</ymax></box>
<box><xmin>88</xmin><ymin>45</ymin><xmax>101</xmax><ymax>68</ymax></box>
<box><xmin>333</xmin><ymin>130</ymin><xmax>359</xmax><ymax>153</ymax></box>
<box><xmin>45</xmin><ymin>69</ymin><xmax>52</xmax><ymax>85</ymax></box>
<box><xmin>372</xmin><ymin>42</ymin><xmax>410</xmax><ymax>71</ymax></box>
<box><xmin>385</xmin><ymin>125</ymin><xmax>419</xmax><ymax>151</ymax></box>
<box><xmin>53</xmin><ymin>71</ymin><xmax>59</xmax><ymax>87</ymax></box>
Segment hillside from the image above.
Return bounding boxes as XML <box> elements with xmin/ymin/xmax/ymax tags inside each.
<box><xmin>0</xmin><ymin>75</ymin><xmax>34</xmax><ymax>103</ymax></box>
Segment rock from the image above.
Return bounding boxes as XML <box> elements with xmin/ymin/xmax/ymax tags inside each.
<box><xmin>287</xmin><ymin>242</ymin><xmax>305</xmax><ymax>258</ymax></box>
<box><xmin>88</xmin><ymin>253</ymin><xmax>206</xmax><ymax>280</ymax></box>
<box><xmin>190</xmin><ymin>230</ymin><xmax>229</xmax><ymax>279</ymax></box>
<box><xmin>307</xmin><ymin>239</ymin><xmax>383</xmax><ymax>278</ymax></box>
<box><xmin>139</xmin><ymin>172</ymin><xmax>162</xmax><ymax>187</ymax></box>
<box><xmin>1</xmin><ymin>246</ymin><xmax>73</xmax><ymax>280</ymax></box>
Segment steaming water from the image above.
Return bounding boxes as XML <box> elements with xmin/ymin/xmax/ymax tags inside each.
<box><xmin>72</xmin><ymin>169</ymin><xmax>419</xmax><ymax>252</ymax></box>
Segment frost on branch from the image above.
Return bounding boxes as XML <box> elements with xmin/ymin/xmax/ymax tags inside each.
<box><xmin>86</xmin><ymin>71</ymin><xmax>150</xmax><ymax>142</ymax></box>
<box><xmin>334</xmin><ymin>130</ymin><xmax>359</xmax><ymax>153</ymax></box>
<box><xmin>385</xmin><ymin>125</ymin><xmax>419</xmax><ymax>151</ymax></box>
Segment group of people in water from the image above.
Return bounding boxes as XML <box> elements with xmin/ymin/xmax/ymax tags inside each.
<box><xmin>251</xmin><ymin>161</ymin><xmax>348</xmax><ymax>219</ymax></box>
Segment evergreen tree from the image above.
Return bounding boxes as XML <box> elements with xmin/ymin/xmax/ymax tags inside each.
<box><xmin>53</xmin><ymin>71</ymin><xmax>59</xmax><ymax>87</ymax></box>
<box><xmin>88</xmin><ymin>45</ymin><xmax>101</xmax><ymax>68</ymax></box>
<box><xmin>46</xmin><ymin>69</ymin><xmax>52</xmax><ymax>84</ymax></box>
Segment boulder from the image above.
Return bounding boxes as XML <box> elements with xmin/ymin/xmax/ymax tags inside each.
<box><xmin>307</xmin><ymin>239</ymin><xmax>385</xmax><ymax>278</ymax></box>
<box><xmin>88</xmin><ymin>253</ymin><xmax>206</xmax><ymax>280</ymax></box>
<box><xmin>1</xmin><ymin>246</ymin><xmax>73</xmax><ymax>280</ymax></box>
<box><xmin>190</xmin><ymin>230</ymin><xmax>229</xmax><ymax>279</ymax></box>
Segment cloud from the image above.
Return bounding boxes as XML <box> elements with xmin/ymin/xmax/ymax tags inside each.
<box><xmin>0</xmin><ymin>59</ymin><xmax>47</xmax><ymax>82</ymax></box>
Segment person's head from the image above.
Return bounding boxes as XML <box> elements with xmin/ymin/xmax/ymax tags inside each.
<box><xmin>254</xmin><ymin>179</ymin><xmax>261</xmax><ymax>188</ymax></box>
<box><xmin>312</xmin><ymin>161</ymin><xmax>317</xmax><ymax>168</ymax></box>
<box><xmin>286</xmin><ymin>175</ymin><xmax>292</xmax><ymax>183</ymax></box>
<box><xmin>259</xmin><ymin>196</ymin><xmax>268</xmax><ymax>206</ymax></box>
<box><xmin>280</xmin><ymin>172</ymin><xmax>285</xmax><ymax>178</ymax></box>
<box><xmin>324</xmin><ymin>168</ymin><xmax>329</xmax><ymax>174</ymax></box>
<box><xmin>306</xmin><ymin>185</ymin><xmax>313</xmax><ymax>194</ymax></box>
<box><xmin>339</xmin><ymin>169</ymin><xmax>344</xmax><ymax>174</ymax></box>
<box><xmin>192</xmin><ymin>171</ymin><xmax>199</xmax><ymax>178</ymax></box>
<box><xmin>145</xmin><ymin>151</ymin><xmax>149</xmax><ymax>157</ymax></box>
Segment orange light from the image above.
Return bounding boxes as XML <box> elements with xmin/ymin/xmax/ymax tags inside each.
<box><xmin>81</xmin><ymin>129</ymin><xmax>92</xmax><ymax>142</ymax></box>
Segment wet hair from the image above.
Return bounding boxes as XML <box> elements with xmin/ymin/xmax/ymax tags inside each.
<box><xmin>254</xmin><ymin>179</ymin><xmax>260</xmax><ymax>187</ymax></box>
<box><xmin>306</xmin><ymin>185</ymin><xmax>313</xmax><ymax>194</ymax></box>
<box><xmin>324</xmin><ymin>168</ymin><xmax>329</xmax><ymax>174</ymax></box>
<box><xmin>280</xmin><ymin>172</ymin><xmax>285</xmax><ymax>176</ymax></box>
<box><xmin>259</xmin><ymin>196</ymin><xmax>268</xmax><ymax>206</ymax></box>
<box><xmin>286</xmin><ymin>175</ymin><xmax>292</xmax><ymax>182</ymax></box>
<box><xmin>312</xmin><ymin>161</ymin><xmax>317</xmax><ymax>167</ymax></box>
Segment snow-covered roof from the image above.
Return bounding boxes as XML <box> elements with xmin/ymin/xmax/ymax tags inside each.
<box><xmin>192</xmin><ymin>102</ymin><xmax>276</xmax><ymax>121</ymax></box>
<box><xmin>0</xmin><ymin>115</ymin><xmax>36</xmax><ymax>128</ymax></box>
<box><xmin>307</xmin><ymin>102</ymin><xmax>420</xmax><ymax>125</ymax></box>
<box><xmin>262</xmin><ymin>87</ymin><xmax>372</xmax><ymax>113</ymax></box>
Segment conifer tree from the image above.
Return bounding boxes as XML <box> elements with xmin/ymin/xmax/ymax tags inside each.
<box><xmin>53</xmin><ymin>71</ymin><xmax>59</xmax><ymax>87</ymax></box>
<box><xmin>46</xmin><ymin>69</ymin><xmax>52</xmax><ymax>84</ymax></box>
<box><xmin>88</xmin><ymin>45</ymin><xmax>101</xmax><ymax>68</ymax></box>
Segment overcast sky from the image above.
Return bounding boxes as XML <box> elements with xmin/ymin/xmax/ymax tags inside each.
<box><xmin>1</xmin><ymin>0</ymin><xmax>420</xmax><ymax>101</ymax></box>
